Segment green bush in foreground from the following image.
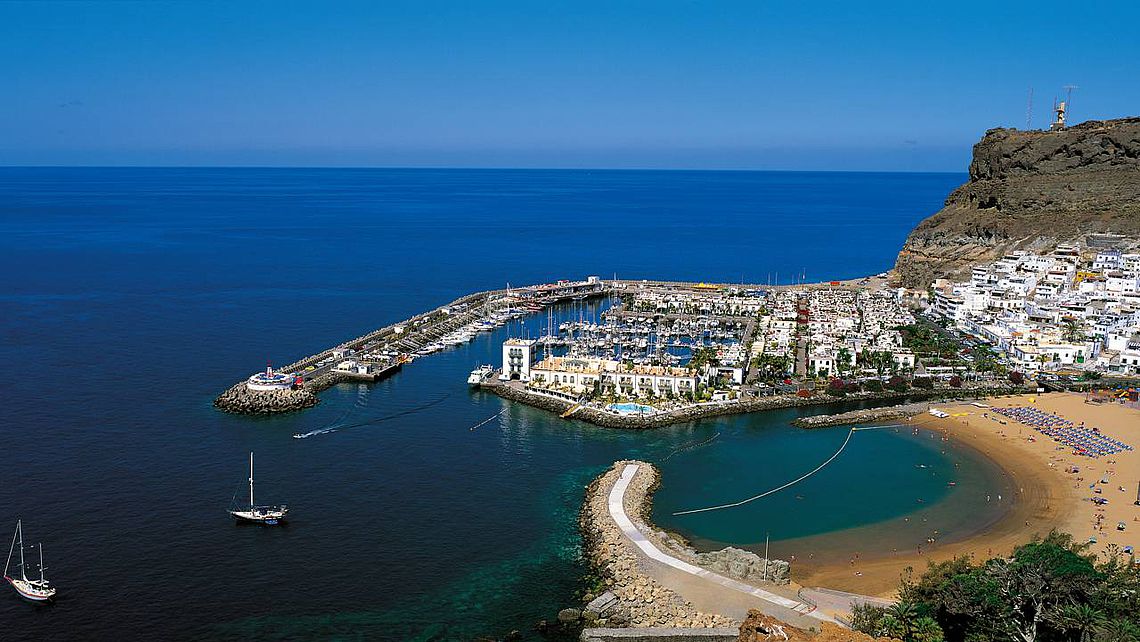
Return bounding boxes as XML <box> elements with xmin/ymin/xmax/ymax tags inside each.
<box><xmin>852</xmin><ymin>531</ymin><xmax>1140</xmax><ymax>642</ymax></box>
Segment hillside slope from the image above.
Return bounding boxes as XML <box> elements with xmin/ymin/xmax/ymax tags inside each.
<box><xmin>894</xmin><ymin>117</ymin><xmax>1140</xmax><ymax>288</ymax></box>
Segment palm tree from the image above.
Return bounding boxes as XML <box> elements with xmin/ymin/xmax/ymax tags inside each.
<box><xmin>837</xmin><ymin>346</ymin><xmax>852</xmax><ymax>376</ymax></box>
<box><xmin>912</xmin><ymin>616</ymin><xmax>945</xmax><ymax>642</ymax></box>
<box><xmin>1096</xmin><ymin>618</ymin><xmax>1140</xmax><ymax>642</ymax></box>
<box><xmin>885</xmin><ymin>600</ymin><xmax>919</xmax><ymax>639</ymax></box>
<box><xmin>1062</xmin><ymin>317</ymin><xmax>1086</xmax><ymax>344</ymax></box>
<box><xmin>1062</xmin><ymin>604</ymin><xmax>1105</xmax><ymax>642</ymax></box>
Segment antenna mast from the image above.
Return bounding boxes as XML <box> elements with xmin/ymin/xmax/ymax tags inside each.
<box><xmin>1025</xmin><ymin>86</ymin><xmax>1033</xmax><ymax>130</ymax></box>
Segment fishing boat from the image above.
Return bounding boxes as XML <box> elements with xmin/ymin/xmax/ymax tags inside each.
<box><xmin>228</xmin><ymin>452</ymin><xmax>288</xmax><ymax>525</ymax></box>
<box><xmin>4</xmin><ymin>520</ymin><xmax>56</xmax><ymax>602</ymax></box>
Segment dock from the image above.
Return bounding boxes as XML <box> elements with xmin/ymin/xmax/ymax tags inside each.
<box><xmin>214</xmin><ymin>277</ymin><xmax>609</xmax><ymax>414</ymax></box>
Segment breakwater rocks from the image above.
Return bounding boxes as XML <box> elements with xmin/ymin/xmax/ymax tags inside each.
<box><xmin>693</xmin><ymin>548</ymin><xmax>789</xmax><ymax>585</ymax></box>
<box><xmin>213</xmin><ymin>371</ymin><xmax>351</xmax><ymax>414</ymax></box>
<box><xmin>791</xmin><ymin>407</ymin><xmax>913</xmax><ymax>429</ymax></box>
<box><xmin>486</xmin><ymin>382</ymin><xmax>1031</xmax><ymax>430</ymax></box>
<box><xmin>790</xmin><ymin>386</ymin><xmax>1032</xmax><ymax>429</ymax></box>
<box><xmin>579</xmin><ymin>461</ymin><xmax>737</xmax><ymax>629</ymax></box>
<box><xmin>213</xmin><ymin>383</ymin><xmax>318</xmax><ymax>414</ymax></box>
<box><xmin>579</xmin><ymin>461</ymin><xmax>797</xmax><ymax>630</ymax></box>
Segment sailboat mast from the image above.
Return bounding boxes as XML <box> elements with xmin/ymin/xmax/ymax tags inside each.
<box><xmin>39</xmin><ymin>543</ymin><xmax>44</xmax><ymax>583</ymax></box>
<box><xmin>4</xmin><ymin>520</ymin><xmax>17</xmax><ymax>578</ymax></box>
<box><xmin>249</xmin><ymin>452</ymin><xmax>255</xmax><ymax>507</ymax></box>
<box><xmin>18</xmin><ymin>521</ymin><xmax>26</xmax><ymax>581</ymax></box>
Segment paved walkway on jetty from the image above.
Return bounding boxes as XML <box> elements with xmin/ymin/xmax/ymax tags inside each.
<box><xmin>608</xmin><ymin>464</ymin><xmax>836</xmax><ymax>628</ymax></box>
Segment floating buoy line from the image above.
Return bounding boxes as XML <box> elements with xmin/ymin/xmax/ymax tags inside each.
<box><xmin>660</xmin><ymin>432</ymin><xmax>721</xmax><ymax>462</ymax></box>
<box><xmin>469</xmin><ymin>408</ymin><xmax>508</xmax><ymax>431</ymax></box>
<box><xmin>671</xmin><ymin>424</ymin><xmax>901</xmax><ymax>516</ymax></box>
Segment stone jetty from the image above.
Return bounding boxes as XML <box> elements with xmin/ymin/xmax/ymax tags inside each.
<box><xmin>578</xmin><ymin>460</ymin><xmax>802</xmax><ymax>631</ymax></box>
<box><xmin>788</xmin><ymin>386</ymin><xmax>1030</xmax><ymax>429</ymax></box>
<box><xmin>790</xmin><ymin>407</ymin><xmax>914</xmax><ymax>429</ymax></box>
<box><xmin>213</xmin><ymin>277</ymin><xmax>608</xmax><ymax>415</ymax></box>
<box><xmin>213</xmin><ymin>371</ymin><xmax>351</xmax><ymax>414</ymax></box>
<box><xmin>579</xmin><ymin>461</ymin><xmax>738</xmax><ymax>630</ymax></box>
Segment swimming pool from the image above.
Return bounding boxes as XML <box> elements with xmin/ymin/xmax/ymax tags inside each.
<box><xmin>607</xmin><ymin>402</ymin><xmax>657</xmax><ymax>415</ymax></box>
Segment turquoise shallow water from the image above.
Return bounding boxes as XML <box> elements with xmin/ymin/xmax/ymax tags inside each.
<box><xmin>651</xmin><ymin>416</ymin><xmax>1014</xmax><ymax>564</ymax></box>
<box><xmin>0</xmin><ymin>167</ymin><xmax>980</xmax><ymax>640</ymax></box>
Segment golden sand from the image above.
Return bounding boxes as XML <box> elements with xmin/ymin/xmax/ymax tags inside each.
<box><xmin>793</xmin><ymin>391</ymin><xmax>1140</xmax><ymax>597</ymax></box>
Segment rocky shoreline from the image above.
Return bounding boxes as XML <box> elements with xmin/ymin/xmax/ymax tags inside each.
<box><xmin>212</xmin><ymin>371</ymin><xmax>352</xmax><ymax>414</ymax></box>
<box><xmin>486</xmin><ymin>382</ymin><xmax>1031</xmax><ymax>430</ymax></box>
<box><xmin>576</xmin><ymin>460</ymin><xmax>798</xmax><ymax>631</ymax></box>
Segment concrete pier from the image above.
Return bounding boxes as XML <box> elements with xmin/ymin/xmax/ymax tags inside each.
<box><xmin>214</xmin><ymin>278</ymin><xmax>609</xmax><ymax>414</ymax></box>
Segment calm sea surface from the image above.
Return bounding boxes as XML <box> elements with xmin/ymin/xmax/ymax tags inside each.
<box><xmin>0</xmin><ymin>168</ymin><xmax>990</xmax><ymax>640</ymax></box>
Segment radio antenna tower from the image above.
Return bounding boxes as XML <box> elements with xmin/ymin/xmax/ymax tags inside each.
<box><xmin>1025</xmin><ymin>86</ymin><xmax>1034</xmax><ymax>130</ymax></box>
<box><xmin>1063</xmin><ymin>84</ymin><xmax>1078</xmax><ymax>115</ymax></box>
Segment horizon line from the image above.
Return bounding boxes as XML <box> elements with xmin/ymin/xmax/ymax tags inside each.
<box><xmin>0</xmin><ymin>164</ymin><xmax>966</xmax><ymax>174</ymax></box>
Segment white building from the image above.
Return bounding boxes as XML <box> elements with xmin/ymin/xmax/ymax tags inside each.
<box><xmin>246</xmin><ymin>365</ymin><xmax>295</xmax><ymax>391</ymax></box>
<box><xmin>529</xmin><ymin>356</ymin><xmax>699</xmax><ymax>397</ymax></box>
<box><xmin>500</xmin><ymin>338</ymin><xmax>538</xmax><ymax>381</ymax></box>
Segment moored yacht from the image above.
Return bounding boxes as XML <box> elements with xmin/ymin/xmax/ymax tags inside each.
<box><xmin>467</xmin><ymin>364</ymin><xmax>494</xmax><ymax>385</ymax></box>
<box><xmin>4</xmin><ymin>520</ymin><xmax>56</xmax><ymax>603</ymax></box>
<box><xmin>229</xmin><ymin>452</ymin><xmax>288</xmax><ymax>525</ymax></box>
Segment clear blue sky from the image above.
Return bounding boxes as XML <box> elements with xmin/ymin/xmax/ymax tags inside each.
<box><xmin>2</xmin><ymin>0</ymin><xmax>1137</xmax><ymax>170</ymax></box>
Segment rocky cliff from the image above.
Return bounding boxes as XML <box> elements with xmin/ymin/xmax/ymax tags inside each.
<box><xmin>893</xmin><ymin>117</ymin><xmax>1140</xmax><ymax>288</ymax></box>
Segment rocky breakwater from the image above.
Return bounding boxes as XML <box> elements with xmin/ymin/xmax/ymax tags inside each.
<box><xmin>213</xmin><ymin>371</ymin><xmax>350</xmax><ymax>415</ymax></box>
<box><xmin>578</xmin><ymin>460</ymin><xmax>797</xmax><ymax>631</ymax></box>
<box><xmin>791</xmin><ymin>407</ymin><xmax>915</xmax><ymax>429</ymax></box>
<box><xmin>213</xmin><ymin>382</ymin><xmax>319</xmax><ymax>414</ymax></box>
<box><xmin>894</xmin><ymin>117</ymin><xmax>1140</xmax><ymax>289</ymax></box>
<box><xmin>693</xmin><ymin>548</ymin><xmax>789</xmax><ymax>585</ymax></box>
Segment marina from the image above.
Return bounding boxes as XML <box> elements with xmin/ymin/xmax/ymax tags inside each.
<box><xmin>213</xmin><ymin>277</ymin><xmax>609</xmax><ymax>414</ymax></box>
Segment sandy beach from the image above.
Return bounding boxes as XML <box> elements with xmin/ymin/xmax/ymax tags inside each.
<box><xmin>792</xmin><ymin>391</ymin><xmax>1140</xmax><ymax>597</ymax></box>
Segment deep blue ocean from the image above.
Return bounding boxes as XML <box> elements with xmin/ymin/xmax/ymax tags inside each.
<box><xmin>0</xmin><ymin>167</ymin><xmax>999</xmax><ymax>641</ymax></box>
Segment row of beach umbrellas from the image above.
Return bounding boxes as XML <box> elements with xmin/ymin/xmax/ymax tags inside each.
<box><xmin>995</xmin><ymin>406</ymin><xmax>1133</xmax><ymax>458</ymax></box>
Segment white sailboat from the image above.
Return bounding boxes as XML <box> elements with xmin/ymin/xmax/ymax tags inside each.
<box><xmin>4</xmin><ymin>520</ymin><xmax>56</xmax><ymax>602</ymax></box>
<box><xmin>228</xmin><ymin>452</ymin><xmax>288</xmax><ymax>525</ymax></box>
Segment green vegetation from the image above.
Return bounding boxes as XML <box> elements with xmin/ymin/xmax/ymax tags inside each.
<box><xmin>753</xmin><ymin>353</ymin><xmax>792</xmax><ymax>382</ymax></box>
<box><xmin>853</xmin><ymin>532</ymin><xmax>1140</xmax><ymax>642</ymax></box>
<box><xmin>1062</xmin><ymin>318</ymin><xmax>1087</xmax><ymax>344</ymax></box>
<box><xmin>860</xmin><ymin>349</ymin><xmax>898</xmax><ymax>379</ymax></box>
<box><xmin>688</xmin><ymin>346</ymin><xmax>720</xmax><ymax>371</ymax></box>
<box><xmin>898</xmin><ymin>323</ymin><xmax>964</xmax><ymax>360</ymax></box>
<box><xmin>836</xmin><ymin>346</ymin><xmax>853</xmax><ymax>376</ymax></box>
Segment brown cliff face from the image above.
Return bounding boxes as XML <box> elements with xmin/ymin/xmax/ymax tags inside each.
<box><xmin>893</xmin><ymin>117</ymin><xmax>1140</xmax><ymax>288</ymax></box>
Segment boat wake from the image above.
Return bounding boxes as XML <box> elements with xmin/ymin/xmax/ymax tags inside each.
<box><xmin>292</xmin><ymin>394</ymin><xmax>452</xmax><ymax>439</ymax></box>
